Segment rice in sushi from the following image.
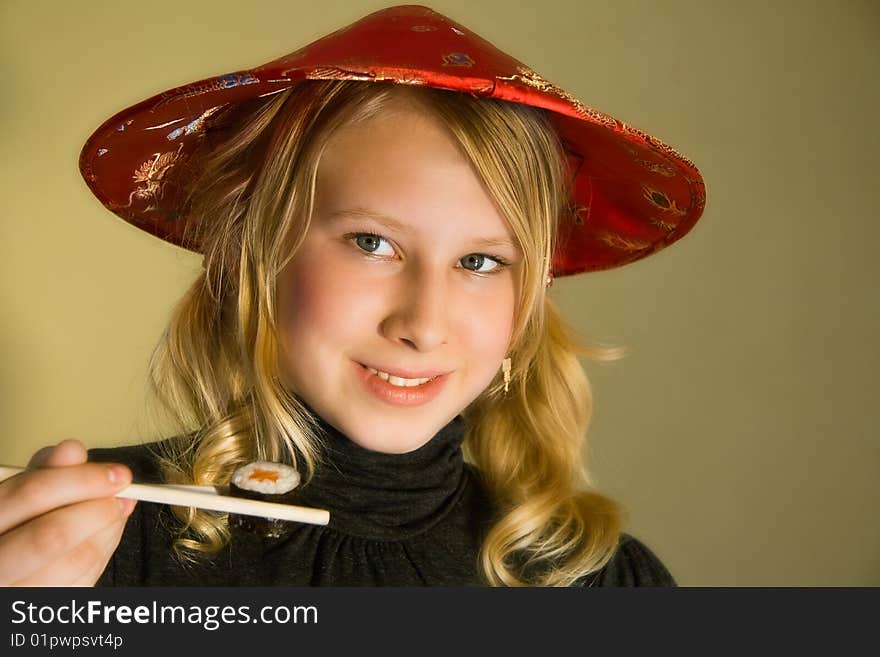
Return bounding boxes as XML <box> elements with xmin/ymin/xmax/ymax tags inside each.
<box><xmin>229</xmin><ymin>461</ymin><xmax>301</xmax><ymax>538</ymax></box>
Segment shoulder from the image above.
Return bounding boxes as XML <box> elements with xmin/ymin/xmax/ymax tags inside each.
<box><xmin>581</xmin><ymin>533</ymin><xmax>677</xmax><ymax>587</ymax></box>
<box><xmin>88</xmin><ymin>438</ymin><xmax>187</xmax><ymax>484</ymax></box>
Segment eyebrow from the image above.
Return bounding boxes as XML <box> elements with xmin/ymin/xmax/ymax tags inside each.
<box><xmin>328</xmin><ymin>208</ymin><xmax>408</xmax><ymax>232</ymax></box>
<box><xmin>327</xmin><ymin>208</ymin><xmax>518</xmax><ymax>251</ymax></box>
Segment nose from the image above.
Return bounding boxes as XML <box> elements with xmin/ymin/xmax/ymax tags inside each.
<box><xmin>380</xmin><ymin>266</ymin><xmax>449</xmax><ymax>352</ymax></box>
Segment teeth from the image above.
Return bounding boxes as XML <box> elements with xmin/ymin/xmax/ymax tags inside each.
<box><xmin>367</xmin><ymin>367</ymin><xmax>435</xmax><ymax>387</ymax></box>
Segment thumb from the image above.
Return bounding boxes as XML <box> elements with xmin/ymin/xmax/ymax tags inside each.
<box><xmin>28</xmin><ymin>439</ymin><xmax>88</xmax><ymax>468</ymax></box>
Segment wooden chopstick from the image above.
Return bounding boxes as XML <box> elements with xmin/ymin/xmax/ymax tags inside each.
<box><xmin>0</xmin><ymin>465</ymin><xmax>330</xmax><ymax>526</ymax></box>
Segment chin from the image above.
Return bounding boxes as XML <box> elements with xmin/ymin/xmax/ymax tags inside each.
<box><xmin>347</xmin><ymin>423</ymin><xmax>435</xmax><ymax>454</ymax></box>
<box><xmin>343</xmin><ymin>409</ymin><xmax>448</xmax><ymax>454</ymax></box>
<box><xmin>362</xmin><ymin>437</ymin><xmax>426</xmax><ymax>454</ymax></box>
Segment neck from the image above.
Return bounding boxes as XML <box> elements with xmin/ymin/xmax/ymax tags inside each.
<box><xmin>292</xmin><ymin>410</ymin><xmax>468</xmax><ymax>540</ymax></box>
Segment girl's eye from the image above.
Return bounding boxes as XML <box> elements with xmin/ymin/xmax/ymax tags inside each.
<box><xmin>460</xmin><ymin>253</ymin><xmax>503</xmax><ymax>274</ymax></box>
<box><xmin>349</xmin><ymin>233</ymin><xmax>507</xmax><ymax>276</ymax></box>
<box><xmin>352</xmin><ymin>233</ymin><xmax>395</xmax><ymax>257</ymax></box>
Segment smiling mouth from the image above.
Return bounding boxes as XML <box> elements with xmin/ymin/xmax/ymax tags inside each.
<box><xmin>364</xmin><ymin>366</ymin><xmax>439</xmax><ymax>388</ymax></box>
<box><xmin>355</xmin><ymin>361</ymin><xmax>449</xmax><ymax>407</ymax></box>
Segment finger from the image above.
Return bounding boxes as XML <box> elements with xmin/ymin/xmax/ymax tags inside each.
<box><xmin>73</xmin><ymin>504</ymin><xmax>136</xmax><ymax>587</ymax></box>
<box><xmin>16</xmin><ymin>501</ymin><xmax>135</xmax><ymax>587</ymax></box>
<box><xmin>0</xmin><ymin>497</ymin><xmax>130</xmax><ymax>585</ymax></box>
<box><xmin>28</xmin><ymin>440</ymin><xmax>87</xmax><ymax>469</ymax></box>
<box><xmin>71</xmin><ymin>500</ymin><xmax>136</xmax><ymax>587</ymax></box>
<box><xmin>27</xmin><ymin>445</ymin><xmax>56</xmax><ymax>468</ymax></box>
<box><xmin>16</xmin><ymin>513</ymin><xmax>130</xmax><ymax>587</ymax></box>
<box><xmin>0</xmin><ymin>462</ymin><xmax>131</xmax><ymax>533</ymax></box>
<box><xmin>38</xmin><ymin>440</ymin><xmax>89</xmax><ymax>468</ymax></box>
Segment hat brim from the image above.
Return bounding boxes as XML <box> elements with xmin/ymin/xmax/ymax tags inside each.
<box><xmin>79</xmin><ymin>4</ymin><xmax>706</xmax><ymax>276</ymax></box>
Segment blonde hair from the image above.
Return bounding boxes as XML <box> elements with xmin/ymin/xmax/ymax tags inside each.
<box><xmin>149</xmin><ymin>80</ymin><xmax>624</xmax><ymax>585</ymax></box>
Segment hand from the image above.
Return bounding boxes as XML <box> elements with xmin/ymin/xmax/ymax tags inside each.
<box><xmin>0</xmin><ymin>439</ymin><xmax>136</xmax><ymax>586</ymax></box>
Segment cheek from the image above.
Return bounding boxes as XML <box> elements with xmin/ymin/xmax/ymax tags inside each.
<box><xmin>280</xmin><ymin>267</ymin><xmax>333</xmax><ymax>339</ymax></box>
<box><xmin>456</xmin><ymin>286</ymin><xmax>516</xmax><ymax>362</ymax></box>
<box><xmin>277</xmin><ymin>250</ymin><xmax>379</xmax><ymax>352</ymax></box>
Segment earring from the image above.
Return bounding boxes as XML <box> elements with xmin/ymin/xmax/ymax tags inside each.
<box><xmin>502</xmin><ymin>357</ymin><xmax>512</xmax><ymax>393</ymax></box>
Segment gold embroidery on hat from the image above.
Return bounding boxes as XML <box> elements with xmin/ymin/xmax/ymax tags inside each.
<box><xmin>497</xmin><ymin>67</ymin><xmax>617</xmax><ymax>129</ymax></box>
<box><xmin>567</xmin><ymin>204</ymin><xmax>590</xmax><ymax>226</ymax></box>
<box><xmin>642</xmin><ymin>186</ymin><xmax>687</xmax><ymax>216</ymax></box>
<box><xmin>303</xmin><ymin>66</ymin><xmax>429</xmax><ymax>87</ymax></box>
<box><xmin>650</xmin><ymin>217</ymin><xmax>678</xmax><ymax>232</ymax></box>
<box><xmin>304</xmin><ymin>67</ymin><xmax>376</xmax><ymax>81</ymax></box>
<box><xmin>648</xmin><ymin>135</ymin><xmax>698</xmax><ymax>171</ymax></box>
<box><xmin>378</xmin><ymin>71</ymin><xmax>429</xmax><ymax>85</ymax></box>
<box><xmin>636</xmin><ymin>159</ymin><xmax>676</xmax><ymax>177</ymax></box>
<box><xmin>442</xmin><ymin>53</ymin><xmax>475</xmax><ymax>67</ymax></box>
<box><xmin>127</xmin><ymin>144</ymin><xmax>184</xmax><ymax>211</ymax></box>
<box><xmin>621</xmin><ymin>122</ymin><xmax>698</xmax><ymax>171</ymax></box>
<box><xmin>600</xmin><ymin>232</ymin><xmax>652</xmax><ymax>252</ymax></box>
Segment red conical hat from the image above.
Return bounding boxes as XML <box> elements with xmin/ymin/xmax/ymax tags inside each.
<box><xmin>79</xmin><ymin>4</ymin><xmax>706</xmax><ymax>276</ymax></box>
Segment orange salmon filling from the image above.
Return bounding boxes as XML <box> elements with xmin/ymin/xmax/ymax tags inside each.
<box><xmin>248</xmin><ymin>468</ymin><xmax>281</xmax><ymax>483</ymax></box>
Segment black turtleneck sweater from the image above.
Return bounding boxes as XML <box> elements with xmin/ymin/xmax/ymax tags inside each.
<box><xmin>89</xmin><ymin>415</ymin><xmax>675</xmax><ymax>586</ymax></box>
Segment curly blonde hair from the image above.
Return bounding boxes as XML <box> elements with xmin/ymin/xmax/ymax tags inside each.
<box><xmin>148</xmin><ymin>80</ymin><xmax>624</xmax><ymax>585</ymax></box>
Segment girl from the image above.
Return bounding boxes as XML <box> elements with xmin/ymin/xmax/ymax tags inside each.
<box><xmin>0</xmin><ymin>5</ymin><xmax>704</xmax><ymax>586</ymax></box>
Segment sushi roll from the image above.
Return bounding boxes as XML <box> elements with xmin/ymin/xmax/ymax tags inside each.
<box><xmin>229</xmin><ymin>461</ymin><xmax>301</xmax><ymax>538</ymax></box>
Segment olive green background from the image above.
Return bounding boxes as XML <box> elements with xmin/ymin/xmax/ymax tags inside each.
<box><xmin>2</xmin><ymin>0</ymin><xmax>877</xmax><ymax>585</ymax></box>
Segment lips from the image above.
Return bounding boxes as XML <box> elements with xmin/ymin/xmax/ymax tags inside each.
<box><xmin>355</xmin><ymin>361</ymin><xmax>449</xmax><ymax>407</ymax></box>
<box><xmin>357</xmin><ymin>361</ymin><xmax>448</xmax><ymax>380</ymax></box>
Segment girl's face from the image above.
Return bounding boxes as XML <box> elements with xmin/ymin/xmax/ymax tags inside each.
<box><xmin>276</xmin><ymin>101</ymin><xmax>520</xmax><ymax>453</ymax></box>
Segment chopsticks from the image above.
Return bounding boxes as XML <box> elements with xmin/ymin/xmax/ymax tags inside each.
<box><xmin>0</xmin><ymin>465</ymin><xmax>330</xmax><ymax>526</ymax></box>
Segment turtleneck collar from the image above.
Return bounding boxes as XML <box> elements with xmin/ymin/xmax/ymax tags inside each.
<box><xmin>292</xmin><ymin>412</ymin><xmax>468</xmax><ymax>541</ymax></box>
